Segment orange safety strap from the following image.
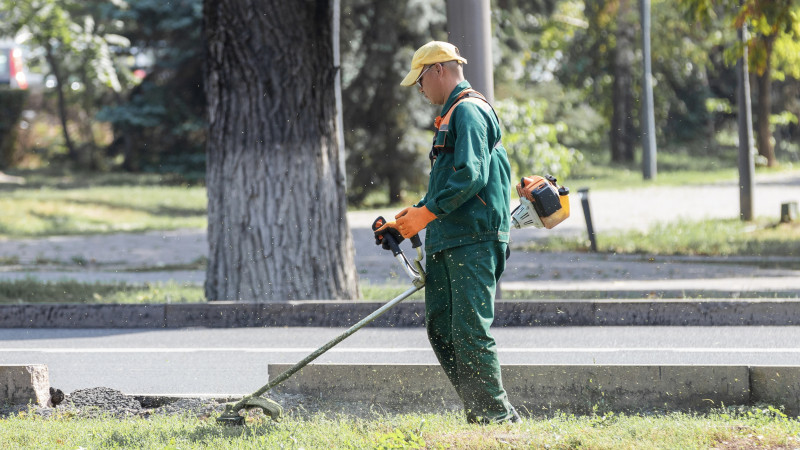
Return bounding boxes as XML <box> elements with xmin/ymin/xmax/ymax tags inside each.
<box><xmin>430</xmin><ymin>89</ymin><xmax>500</xmax><ymax>160</ymax></box>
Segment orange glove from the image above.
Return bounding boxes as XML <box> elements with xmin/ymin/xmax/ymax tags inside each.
<box><xmin>394</xmin><ymin>206</ymin><xmax>436</xmax><ymax>238</ymax></box>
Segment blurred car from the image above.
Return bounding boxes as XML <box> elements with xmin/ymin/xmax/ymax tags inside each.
<box><xmin>0</xmin><ymin>46</ymin><xmax>28</xmax><ymax>89</ymax></box>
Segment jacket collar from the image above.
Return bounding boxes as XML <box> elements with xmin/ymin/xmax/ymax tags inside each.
<box><xmin>439</xmin><ymin>80</ymin><xmax>472</xmax><ymax>116</ymax></box>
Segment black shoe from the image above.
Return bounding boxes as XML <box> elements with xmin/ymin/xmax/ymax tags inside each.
<box><xmin>467</xmin><ymin>407</ymin><xmax>521</xmax><ymax>425</ymax></box>
<box><xmin>500</xmin><ymin>407</ymin><xmax>522</xmax><ymax>424</ymax></box>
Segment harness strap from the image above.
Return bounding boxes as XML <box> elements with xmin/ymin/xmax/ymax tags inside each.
<box><xmin>430</xmin><ymin>89</ymin><xmax>501</xmax><ymax>163</ymax></box>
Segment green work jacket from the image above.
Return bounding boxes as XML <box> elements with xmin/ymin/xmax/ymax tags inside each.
<box><xmin>417</xmin><ymin>81</ymin><xmax>511</xmax><ymax>254</ymax></box>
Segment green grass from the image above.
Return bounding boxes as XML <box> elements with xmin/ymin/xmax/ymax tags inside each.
<box><xmin>564</xmin><ymin>142</ymin><xmax>796</xmax><ymax>191</ymax></box>
<box><xmin>566</xmin><ymin>160</ymin><xmax>735</xmax><ymax>191</ymax></box>
<box><xmin>0</xmin><ymin>185</ymin><xmax>206</xmax><ymax>238</ymax></box>
<box><xmin>0</xmin><ymin>280</ymin><xmax>204</xmax><ymax>304</ymax></box>
<box><xmin>3</xmin><ymin>406</ymin><xmax>800</xmax><ymax>449</ymax></box>
<box><xmin>360</xmin><ymin>283</ymin><xmax>426</xmax><ymax>302</ymax></box>
<box><xmin>0</xmin><ymin>280</ymin><xmax>432</xmax><ymax>304</ymax></box>
<box><xmin>1</xmin><ymin>166</ymin><xmax>797</xmax><ymax>237</ymax></box>
<box><xmin>523</xmin><ymin>218</ymin><xmax>800</xmax><ymax>258</ymax></box>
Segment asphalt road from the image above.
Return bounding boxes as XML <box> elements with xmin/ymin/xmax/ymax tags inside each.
<box><xmin>2</xmin><ymin>326</ymin><xmax>799</xmax><ymax>396</ymax></box>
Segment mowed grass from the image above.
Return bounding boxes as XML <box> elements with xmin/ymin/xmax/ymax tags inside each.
<box><xmin>0</xmin><ymin>184</ymin><xmax>206</xmax><ymax>238</ymax></box>
<box><xmin>3</xmin><ymin>407</ymin><xmax>800</xmax><ymax>449</ymax></box>
<box><xmin>525</xmin><ymin>218</ymin><xmax>800</xmax><ymax>258</ymax></box>
<box><xmin>0</xmin><ymin>280</ymin><xmax>430</xmax><ymax>304</ymax></box>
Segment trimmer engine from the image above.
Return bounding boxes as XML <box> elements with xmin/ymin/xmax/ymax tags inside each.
<box><xmin>511</xmin><ymin>174</ymin><xmax>570</xmax><ymax>229</ymax></box>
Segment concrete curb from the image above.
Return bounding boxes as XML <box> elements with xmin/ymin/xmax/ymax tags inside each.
<box><xmin>0</xmin><ymin>365</ymin><xmax>50</xmax><ymax>406</ymax></box>
<box><xmin>270</xmin><ymin>364</ymin><xmax>800</xmax><ymax>416</ymax></box>
<box><xmin>4</xmin><ymin>364</ymin><xmax>799</xmax><ymax>416</ymax></box>
<box><xmin>3</xmin><ymin>299</ymin><xmax>800</xmax><ymax>328</ymax></box>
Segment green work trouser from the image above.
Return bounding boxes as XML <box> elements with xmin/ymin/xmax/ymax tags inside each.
<box><xmin>425</xmin><ymin>240</ymin><xmax>515</xmax><ymax>422</ymax></box>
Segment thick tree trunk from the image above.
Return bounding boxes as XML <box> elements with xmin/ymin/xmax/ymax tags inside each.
<box><xmin>755</xmin><ymin>37</ymin><xmax>776</xmax><ymax>167</ymax></box>
<box><xmin>610</xmin><ymin>0</ymin><xmax>636</xmax><ymax>164</ymax></box>
<box><xmin>203</xmin><ymin>0</ymin><xmax>359</xmax><ymax>301</ymax></box>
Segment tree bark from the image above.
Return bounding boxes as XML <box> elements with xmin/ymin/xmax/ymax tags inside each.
<box><xmin>203</xmin><ymin>0</ymin><xmax>359</xmax><ymax>301</ymax></box>
<box><xmin>610</xmin><ymin>0</ymin><xmax>636</xmax><ymax>164</ymax></box>
<box><xmin>755</xmin><ymin>36</ymin><xmax>776</xmax><ymax>167</ymax></box>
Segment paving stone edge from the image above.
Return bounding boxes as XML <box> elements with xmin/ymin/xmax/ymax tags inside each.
<box><xmin>2</xmin><ymin>299</ymin><xmax>800</xmax><ymax>327</ymax></box>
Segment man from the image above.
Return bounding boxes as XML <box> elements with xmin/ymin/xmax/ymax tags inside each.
<box><xmin>377</xmin><ymin>41</ymin><xmax>519</xmax><ymax>424</ymax></box>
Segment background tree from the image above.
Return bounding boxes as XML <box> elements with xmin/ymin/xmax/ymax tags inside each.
<box><xmin>493</xmin><ymin>0</ymin><xmax>594</xmax><ymax>173</ymax></box>
<box><xmin>610</xmin><ymin>0</ymin><xmax>636</xmax><ymax>163</ymax></box>
<box><xmin>679</xmin><ymin>0</ymin><xmax>800</xmax><ymax>167</ymax></box>
<box><xmin>203</xmin><ymin>0</ymin><xmax>359</xmax><ymax>301</ymax></box>
<box><xmin>0</xmin><ymin>0</ymin><xmax>130</xmax><ymax>168</ymax></box>
<box><xmin>98</xmin><ymin>0</ymin><xmax>205</xmax><ymax>176</ymax></box>
<box><xmin>340</xmin><ymin>0</ymin><xmax>445</xmax><ymax>205</ymax></box>
<box><xmin>738</xmin><ymin>0</ymin><xmax>800</xmax><ymax>167</ymax></box>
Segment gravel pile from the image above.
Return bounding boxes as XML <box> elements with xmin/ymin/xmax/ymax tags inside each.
<box><xmin>1</xmin><ymin>387</ymin><xmax>424</xmax><ymax>420</ymax></box>
<box><xmin>0</xmin><ymin>387</ymin><xmax>226</xmax><ymax>419</ymax></box>
<box><xmin>67</xmin><ymin>387</ymin><xmax>145</xmax><ymax>417</ymax></box>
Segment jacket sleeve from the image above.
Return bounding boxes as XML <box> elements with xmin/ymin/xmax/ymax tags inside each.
<box><xmin>424</xmin><ymin>103</ymin><xmax>491</xmax><ymax>217</ymax></box>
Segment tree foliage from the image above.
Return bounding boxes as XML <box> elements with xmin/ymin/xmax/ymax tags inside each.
<box><xmin>98</xmin><ymin>0</ymin><xmax>205</xmax><ymax>176</ymax></box>
<box><xmin>4</xmin><ymin>0</ymin><xmax>800</xmax><ymax>183</ymax></box>
<box><xmin>0</xmin><ymin>0</ymin><xmax>132</xmax><ymax>167</ymax></box>
<box><xmin>678</xmin><ymin>0</ymin><xmax>800</xmax><ymax>166</ymax></box>
<box><xmin>340</xmin><ymin>0</ymin><xmax>446</xmax><ymax>205</ymax></box>
<box><xmin>495</xmin><ymin>97</ymin><xmax>582</xmax><ymax>179</ymax></box>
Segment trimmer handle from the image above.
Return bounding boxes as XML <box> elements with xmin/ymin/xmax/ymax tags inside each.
<box><xmin>372</xmin><ymin>216</ymin><xmax>422</xmax><ymax>256</ymax></box>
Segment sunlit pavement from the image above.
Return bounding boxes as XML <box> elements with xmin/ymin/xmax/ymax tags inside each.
<box><xmin>0</xmin><ymin>172</ymin><xmax>798</xmax><ymax>296</ymax></box>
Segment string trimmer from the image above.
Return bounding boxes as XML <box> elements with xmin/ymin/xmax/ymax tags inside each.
<box><xmin>216</xmin><ymin>217</ymin><xmax>425</xmax><ymax>425</ymax></box>
<box><xmin>216</xmin><ymin>174</ymin><xmax>570</xmax><ymax>425</ymax></box>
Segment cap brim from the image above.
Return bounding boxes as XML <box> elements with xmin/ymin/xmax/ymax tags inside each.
<box><xmin>400</xmin><ymin>66</ymin><xmax>423</xmax><ymax>87</ymax></box>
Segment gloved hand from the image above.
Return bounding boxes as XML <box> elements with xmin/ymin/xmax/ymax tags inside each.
<box><xmin>394</xmin><ymin>205</ymin><xmax>436</xmax><ymax>238</ymax></box>
<box><xmin>374</xmin><ymin>220</ymin><xmax>404</xmax><ymax>250</ymax></box>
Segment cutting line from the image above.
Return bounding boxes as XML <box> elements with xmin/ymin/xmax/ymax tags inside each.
<box><xmin>1</xmin><ymin>347</ymin><xmax>799</xmax><ymax>354</ymax></box>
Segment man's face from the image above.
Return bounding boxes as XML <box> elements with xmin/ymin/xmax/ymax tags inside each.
<box><xmin>417</xmin><ymin>63</ymin><xmax>444</xmax><ymax>105</ymax></box>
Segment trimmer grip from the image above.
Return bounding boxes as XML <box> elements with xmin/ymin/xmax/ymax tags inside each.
<box><xmin>372</xmin><ymin>216</ymin><xmax>403</xmax><ymax>256</ymax></box>
<box><xmin>410</xmin><ymin>235</ymin><xmax>422</xmax><ymax>248</ymax></box>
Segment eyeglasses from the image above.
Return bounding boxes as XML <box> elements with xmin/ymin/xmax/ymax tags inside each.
<box><xmin>415</xmin><ymin>65</ymin><xmax>434</xmax><ymax>88</ymax></box>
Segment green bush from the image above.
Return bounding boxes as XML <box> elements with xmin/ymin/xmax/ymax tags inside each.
<box><xmin>0</xmin><ymin>88</ymin><xmax>28</xmax><ymax>169</ymax></box>
<box><xmin>495</xmin><ymin>97</ymin><xmax>583</xmax><ymax>181</ymax></box>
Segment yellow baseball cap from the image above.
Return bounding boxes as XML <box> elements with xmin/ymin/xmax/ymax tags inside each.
<box><xmin>400</xmin><ymin>41</ymin><xmax>468</xmax><ymax>87</ymax></box>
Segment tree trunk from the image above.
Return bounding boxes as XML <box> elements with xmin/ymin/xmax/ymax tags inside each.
<box><xmin>610</xmin><ymin>0</ymin><xmax>636</xmax><ymax>164</ymax></box>
<box><xmin>203</xmin><ymin>0</ymin><xmax>360</xmax><ymax>301</ymax></box>
<box><xmin>755</xmin><ymin>36</ymin><xmax>776</xmax><ymax>167</ymax></box>
<box><xmin>45</xmin><ymin>43</ymin><xmax>78</xmax><ymax>162</ymax></box>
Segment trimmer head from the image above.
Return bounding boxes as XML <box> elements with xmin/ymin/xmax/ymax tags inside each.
<box><xmin>216</xmin><ymin>396</ymin><xmax>284</xmax><ymax>426</ymax></box>
<box><xmin>216</xmin><ymin>410</ymin><xmax>246</xmax><ymax>426</ymax></box>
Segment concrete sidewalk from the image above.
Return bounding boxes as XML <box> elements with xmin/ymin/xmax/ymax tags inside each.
<box><xmin>0</xmin><ymin>171</ymin><xmax>797</xmax><ymax>301</ymax></box>
<box><xmin>1</xmin><ymin>248</ymin><xmax>797</xmax><ymax>299</ymax></box>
